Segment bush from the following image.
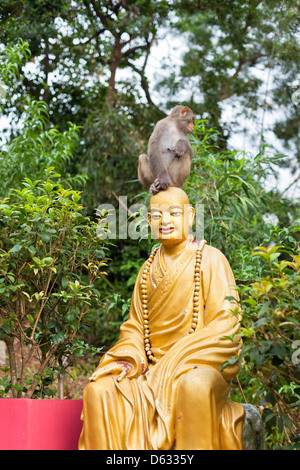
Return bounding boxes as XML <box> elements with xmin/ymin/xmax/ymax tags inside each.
<box><xmin>0</xmin><ymin>169</ymin><xmax>109</xmax><ymax>398</ymax></box>
<box><xmin>186</xmin><ymin>122</ymin><xmax>300</xmax><ymax>448</ymax></box>
<box><xmin>225</xmin><ymin>225</ymin><xmax>300</xmax><ymax>449</ymax></box>
<box><xmin>185</xmin><ymin>120</ymin><xmax>295</xmax><ymax>276</ymax></box>
<box><xmin>0</xmin><ymin>97</ymin><xmax>87</xmax><ymax>198</ymax></box>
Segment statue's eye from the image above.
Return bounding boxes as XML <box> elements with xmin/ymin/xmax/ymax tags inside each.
<box><xmin>171</xmin><ymin>211</ymin><xmax>181</xmax><ymax>216</ymax></box>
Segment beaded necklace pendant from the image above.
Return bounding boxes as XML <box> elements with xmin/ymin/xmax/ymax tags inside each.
<box><xmin>141</xmin><ymin>240</ymin><xmax>206</xmax><ymax>364</ymax></box>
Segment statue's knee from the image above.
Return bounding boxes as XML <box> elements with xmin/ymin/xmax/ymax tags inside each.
<box><xmin>83</xmin><ymin>376</ymin><xmax>114</xmax><ymax>401</ymax></box>
<box><xmin>179</xmin><ymin>367</ymin><xmax>222</xmax><ymax>398</ymax></box>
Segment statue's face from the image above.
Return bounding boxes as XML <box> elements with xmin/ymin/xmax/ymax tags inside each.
<box><xmin>148</xmin><ymin>188</ymin><xmax>194</xmax><ymax>245</ymax></box>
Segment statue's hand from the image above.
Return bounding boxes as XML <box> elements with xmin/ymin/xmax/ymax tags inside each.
<box><xmin>88</xmin><ymin>361</ymin><xmax>132</xmax><ymax>383</ymax></box>
<box><xmin>116</xmin><ymin>361</ymin><xmax>133</xmax><ymax>382</ymax></box>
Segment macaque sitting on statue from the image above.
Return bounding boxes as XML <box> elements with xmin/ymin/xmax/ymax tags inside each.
<box><xmin>138</xmin><ymin>105</ymin><xmax>195</xmax><ymax>195</ymax></box>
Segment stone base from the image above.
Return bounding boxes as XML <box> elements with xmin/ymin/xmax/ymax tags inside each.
<box><xmin>242</xmin><ymin>403</ymin><xmax>265</xmax><ymax>450</ymax></box>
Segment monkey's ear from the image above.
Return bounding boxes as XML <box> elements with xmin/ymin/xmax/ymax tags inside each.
<box><xmin>180</xmin><ymin>106</ymin><xmax>189</xmax><ymax>116</ymax></box>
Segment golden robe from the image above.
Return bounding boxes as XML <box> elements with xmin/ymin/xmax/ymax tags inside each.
<box><xmin>78</xmin><ymin>240</ymin><xmax>245</xmax><ymax>450</ymax></box>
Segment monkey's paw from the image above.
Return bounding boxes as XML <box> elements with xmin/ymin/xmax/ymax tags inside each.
<box><xmin>173</xmin><ymin>139</ymin><xmax>188</xmax><ymax>158</ymax></box>
<box><xmin>150</xmin><ymin>179</ymin><xmax>161</xmax><ymax>195</ymax></box>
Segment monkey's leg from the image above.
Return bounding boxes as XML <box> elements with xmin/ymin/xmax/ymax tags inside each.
<box><xmin>150</xmin><ymin>179</ymin><xmax>162</xmax><ymax>195</ymax></box>
<box><xmin>138</xmin><ymin>154</ymin><xmax>155</xmax><ymax>187</ymax></box>
<box><xmin>168</xmin><ymin>152</ymin><xmax>192</xmax><ymax>188</ymax></box>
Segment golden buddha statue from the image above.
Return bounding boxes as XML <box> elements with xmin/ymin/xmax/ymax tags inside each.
<box><xmin>78</xmin><ymin>187</ymin><xmax>245</xmax><ymax>450</ymax></box>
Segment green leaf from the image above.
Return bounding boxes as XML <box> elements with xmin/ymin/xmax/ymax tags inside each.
<box><xmin>2</xmin><ymin>322</ymin><xmax>11</xmax><ymax>334</ymax></box>
<box><xmin>42</xmin><ymin>257</ymin><xmax>54</xmax><ymax>265</ymax></box>
<box><xmin>44</xmin><ymin>182</ymin><xmax>53</xmax><ymax>192</ymax></box>
<box><xmin>260</xmin><ymin>390</ymin><xmax>277</xmax><ymax>406</ymax></box>
<box><xmin>12</xmin><ymin>383</ymin><xmax>23</xmax><ymax>391</ymax></box>
<box><xmin>11</xmin><ymin>244</ymin><xmax>22</xmax><ymax>252</ymax></box>
<box><xmin>38</xmin><ymin>233</ymin><xmax>50</xmax><ymax>243</ymax></box>
<box><xmin>61</xmin><ymin>277</ymin><xmax>69</xmax><ymax>289</ymax></box>
<box><xmin>220</xmin><ymin>355</ymin><xmax>238</xmax><ymax>372</ymax></box>
<box><xmin>249</xmin><ymin>346</ymin><xmax>260</xmax><ymax>363</ymax></box>
<box><xmin>270</xmin><ymin>252</ymin><xmax>280</xmax><ymax>262</ymax></box>
<box><xmin>254</xmin><ymin>317</ymin><xmax>268</xmax><ymax>329</ymax></box>
<box><xmin>52</xmin><ymin>331</ymin><xmax>65</xmax><ymax>345</ymax></box>
<box><xmin>270</xmin><ymin>343</ymin><xmax>287</xmax><ymax>359</ymax></box>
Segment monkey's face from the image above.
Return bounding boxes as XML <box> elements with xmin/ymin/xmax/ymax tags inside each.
<box><xmin>172</xmin><ymin>106</ymin><xmax>195</xmax><ymax>133</ymax></box>
<box><xmin>187</xmin><ymin>116</ymin><xmax>195</xmax><ymax>133</ymax></box>
<box><xmin>148</xmin><ymin>188</ymin><xmax>194</xmax><ymax>245</ymax></box>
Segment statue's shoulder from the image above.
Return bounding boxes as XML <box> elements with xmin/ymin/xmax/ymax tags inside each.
<box><xmin>196</xmin><ymin>241</ymin><xmax>230</xmax><ymax>266</ymax></box>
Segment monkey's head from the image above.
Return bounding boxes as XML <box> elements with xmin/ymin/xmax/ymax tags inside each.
<box><xmin>170</xmin><ymin>105</ymin><xmax>195</xmax><ymax>133</ymax></box>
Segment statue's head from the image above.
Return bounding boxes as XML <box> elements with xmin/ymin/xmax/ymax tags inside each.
<box><xmin>148</xmin><ymin>187</ymin><xmax>195</xmax><ymax>246</ymax></box>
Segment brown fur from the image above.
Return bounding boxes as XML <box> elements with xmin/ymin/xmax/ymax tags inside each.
<box><xmin>138</xmin><ymin>105</ymin><xmax>195</xmax><ymax>194</ymax></box>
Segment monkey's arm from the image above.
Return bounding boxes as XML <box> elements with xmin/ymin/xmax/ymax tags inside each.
<box><xmin>173</xmin><ymin>138</ymin><xmax>193</xmax><ymax>159</ymax></box>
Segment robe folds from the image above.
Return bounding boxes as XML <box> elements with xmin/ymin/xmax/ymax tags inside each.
<box><xmin>78</xmin><ymin>240</ymin><xmax>245</xmax><ymax>450</ymax></box>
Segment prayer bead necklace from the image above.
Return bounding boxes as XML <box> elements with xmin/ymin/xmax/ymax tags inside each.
<box><xmin>141</xmin><ymin>239</ymin><xmax>206</xmax><ymax>364</ymax></box>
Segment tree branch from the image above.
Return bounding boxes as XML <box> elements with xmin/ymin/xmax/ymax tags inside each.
<box><xmin>89</xmin><ymin>0</ymin><xmax>115</xmax><ymax>32</ymax></box>
<box><xmin>218</xmin><ymin>53</ymin><xmax>266</xmax><ymax>101</ymax></box>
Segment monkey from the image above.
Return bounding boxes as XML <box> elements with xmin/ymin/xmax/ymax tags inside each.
<box><xmin>138</xmin><ymin>105</ymin><xmax>195</xmax><ymax>195</ymax></box>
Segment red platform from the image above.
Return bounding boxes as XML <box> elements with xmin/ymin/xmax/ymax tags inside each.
<box><xmin>0</xmin><ymin>398</ymin><xmax>83</xmax><ymax>450</ymax></box>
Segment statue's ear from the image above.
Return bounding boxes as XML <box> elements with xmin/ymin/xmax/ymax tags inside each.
<box><xmin>147</xmin><ymin>212</ymin><xmax>151</xmax><ymax>225</ymax></box>
<box><xmin>188</xmin><ymin>205</ymin><xmax>195</xmax><ymax>227</ymax></box>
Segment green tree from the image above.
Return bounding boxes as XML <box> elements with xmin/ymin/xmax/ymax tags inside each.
<box><xmin>0</xmin><ymin>1</ymin><xmax>168</xmax><ymax>120</ymax></box>
<box><xmin>0</xmin><ymin>169</ymin><xmax>109</xmax><ymax>398</ymax></box>
<box><xmin>158</xmin><ymin>0</ymin><xmax>300</xmax><ymax>166</ymax></box>
<box><xmin>0</xmin><ymin>1</ymin><xmax>169</xmax><ymax>209</ymax></box>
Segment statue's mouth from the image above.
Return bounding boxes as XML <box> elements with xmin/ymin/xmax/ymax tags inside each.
<box><xmin>160</xmin><ymin>226</ymin><xmax>175</xmax><ymax>234</ymax></box>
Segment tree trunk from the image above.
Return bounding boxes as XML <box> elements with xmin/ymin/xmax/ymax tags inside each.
<box><xmin>0</xmin><ymin>341</ymin><xmax>6</xmax><ymax>366</ymax></box>
<box><xmin>5</xmin><ymin>335</ymin><xmax>17</xmax><ymax>398</ymax></box>
<box><xmin>107</xmin><ymin>37</ymin><xmax>122</xmax><ymax>108</ymax></box>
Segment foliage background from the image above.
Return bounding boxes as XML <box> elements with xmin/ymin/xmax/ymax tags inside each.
<box><xmin>0</xmin><ymin>1</ymin><xmax>299</xmax><ymax>449</ymax></box>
